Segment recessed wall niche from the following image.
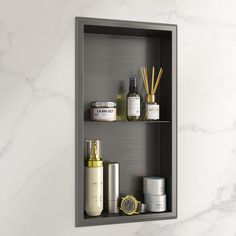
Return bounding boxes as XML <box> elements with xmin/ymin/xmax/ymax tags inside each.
<box><xmin>75</xmin><ymin>17</ymin><xmax>177</xmax><ymax>227</ymax></box>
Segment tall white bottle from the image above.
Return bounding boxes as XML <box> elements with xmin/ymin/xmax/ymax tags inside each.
<box><xmin>85</xmin><ymin>140</ymin><xmax>103</xmax><ymax>216</ymax></box>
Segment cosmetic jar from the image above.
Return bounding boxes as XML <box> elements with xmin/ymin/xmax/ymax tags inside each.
<box><xmin>90</xmin><ymin>102</ymin><xmax>116</xmax><ymax>121</ymax></box>
<box><xmin>144</xmin><ymin>194</ymin><xmax>166</xmax><ymax>212</ymax></box>
<box><xmin>143</xmin><ymin>176</ymin><xmax>166</xmax><ymax>213</ymax></box>
<box><xmin>143</xmin><ymin>177</ymin><xmax>165</xmax><ymax>195</ymax></box>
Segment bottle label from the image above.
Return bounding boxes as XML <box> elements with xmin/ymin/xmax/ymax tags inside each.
<box><xmin>127</xmin><ymin>97</ymin><xmax>140</xmax><ymax>116</ymax></box>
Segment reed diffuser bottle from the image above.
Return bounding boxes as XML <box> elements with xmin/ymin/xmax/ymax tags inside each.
<box><xmin>141</xmin><ymin>66</ymin><xmax>163</xmax><ymax>120</ymax></box>
<box><xmin>145</xmin><ymin>95</ymin><xmax>159</xmax><ymax>120</ymax></box>
<box><xmin>127</xmin><ymin>77</ymin><xmax>141</xmax><ymax>121</ymax></box>
<box><xmin>85</xmin><ymin>140</ymin><xmax>103</xmax><ymax>216</ymax></box>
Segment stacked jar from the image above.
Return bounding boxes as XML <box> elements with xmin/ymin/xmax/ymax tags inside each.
<box><xmin>143</xmin><ymin>177</ymin><xmax>166</xmax><ymax>212</ymax></box>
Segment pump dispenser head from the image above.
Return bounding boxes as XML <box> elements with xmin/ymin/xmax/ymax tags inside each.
<box><xmin>86</xmin><ymin>139</ymin><xmax>103</xmax><ymax>167</ymax></box>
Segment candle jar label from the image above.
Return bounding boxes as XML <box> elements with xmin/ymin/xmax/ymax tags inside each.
<box><xmin>91</xmin><ymin>108</ymin><xmax>116</xmax><ymax>121</ymax></box>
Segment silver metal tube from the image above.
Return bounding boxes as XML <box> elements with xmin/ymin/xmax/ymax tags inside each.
<box><xmin>108</xmin><ymin>162</ymin><xmax>119</xmax><ymax>213</ymax></box>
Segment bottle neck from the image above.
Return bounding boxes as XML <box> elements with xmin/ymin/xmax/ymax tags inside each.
<box><xmin>129</xmin><ymin>86</ymin><xmax>137</xmax><ymax>93</ymax></box>
<box><xmin>129</xmin><ymin>77</ymin><xmax>137</xmax><ymax>93</ymax></box>
<box><xmin>146</xmin><ymin>95</ymin><xmax>156</xmax><ymax>103</ymax></box>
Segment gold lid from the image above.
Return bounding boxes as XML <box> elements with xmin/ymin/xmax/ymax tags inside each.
<box><xmin>146</xmin><ymin>95</ymin><xmax>156</xmax><ymax>103</ymax></box>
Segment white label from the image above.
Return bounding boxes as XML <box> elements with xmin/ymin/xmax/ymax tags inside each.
<box><xmin>91</xmin><ymin>108</ymin><xmax>116</xmax><ymax>121</ymax></box>
<box><xmin>127</xmin><ymin>97</ymin><xmax>140</xmax><ymax>116</ymax></box>
<box><xmin>146</xmin><ymin>104</ymin><xmax>159</xmax><ymax>120</ymax></box>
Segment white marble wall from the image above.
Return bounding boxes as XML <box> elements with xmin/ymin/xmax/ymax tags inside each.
<box><xmin>0</xmin><ymin>0</ymin><xmax>236</xmax><ymax>235</ymax></box>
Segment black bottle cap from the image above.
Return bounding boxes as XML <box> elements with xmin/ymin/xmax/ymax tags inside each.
<box><xmin>129</xmin><ymin>77</ymin><xmax>137</xmax><ymax>93</ymax></box>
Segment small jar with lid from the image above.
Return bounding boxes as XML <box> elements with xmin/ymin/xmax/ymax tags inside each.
<box><xmin>90</xmin><ymin>102</ymin><xmax>117</xmax><ymax>121</ymax></box>
<box><xmin>143</xmin><ymin>176</ymin><xmax>166</xmax><ymax>212</ymax></box>
<box><xmin>144</xmin><ymin>95</ymin><xmax>159</xmax><ymax>120</ymax></box>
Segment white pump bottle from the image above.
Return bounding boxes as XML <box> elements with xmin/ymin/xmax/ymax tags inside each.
<box><xmin>85</xmin><ymin>140</ymin><xmax>103</xmax><ymax>216</ymax></box>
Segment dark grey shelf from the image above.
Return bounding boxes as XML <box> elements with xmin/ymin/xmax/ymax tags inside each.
<box><xmin>84</xmin><ymin>120</ymin><xmax>171</xmax><ymax>124</ymax></box>
<box><xmin>75</xmin><ymin>17</ymin><xmax>177</xmax><ymax>227</ymax></box>
<box><xmin>83</xmin><ymin>211</ymin><xmax>175</xmax><ymax>226</ymax></box>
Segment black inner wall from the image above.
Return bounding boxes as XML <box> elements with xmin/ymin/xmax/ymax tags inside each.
<box><xmin>84</xmin><ymin>123</ymin><xmax>161</xmax><ymax>205</ymax></box>
<box><xmin>160</xmin><ymin>37</ymin><xmax>172</xmax><ymax>121</ymax></box>
<box><xmin>84</xmin><ymin>32</ymin><xmax>172</xmax><ymax>121</ymax></box>
<box><xmin>84</xmin><ymin>33</ymin><xmax>161</xmax><ymax>120</ymax></box>
<box><xmin>160</xmin><ymin>124</ymin><xmax>172</xmax><ymax>212</ymax></box>
<box><xmin>160</xmin><ymin>36</ymin><xmax>172</xmax><ymax>212</ymax></box>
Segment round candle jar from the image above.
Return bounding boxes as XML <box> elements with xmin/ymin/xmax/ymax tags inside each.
<box><xmin>90</xmin><ymin>102</ymin><xmax>116</xmax><ymax>121</ymax></box>
<box><xmin>144</xmin><ymin>194</ymin><xmax>166</xmax><ymax>212</ymax></box>
<box><xmin>143</xmin><ymin>177</ymin><xmax>165</xmax><ymax>195</ymax></box>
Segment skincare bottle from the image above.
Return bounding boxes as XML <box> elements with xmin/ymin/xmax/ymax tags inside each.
<box><xmin>144</xmin><ymin>95</ymin><xmax>159</xmax><ymax>120</ymax></box>
<box><xmin>85</xmin><ymin>140</ymin><xmax>103</xmax><ymax>216</ymax></box>
<box><xmin>127</xmin><ymin>77</ymin><xmax>141</xmax><ymax>121</ymax></box>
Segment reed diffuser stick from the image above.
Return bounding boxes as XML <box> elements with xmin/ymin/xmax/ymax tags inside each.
<box><xmin>141</xmin><ymin>66</ymin><xmax>164</xmax><ymax>96</ymax></box>
<box><xmin>143</xmin><ymin>66</ymin><xmax>149</xmax><ymax>94</ymax></box>
<box><xmin>141</xmin><ymin>67</ymin><xmax>148</xmax><ymax>94</ymax></box>
<box><xmin>144</xmin><ymin>67</ymin><xmax>149</xmax><ymax>94</ymax></box>
<box><xmin>151</xmin><ymin>66</ymin><xmax>155</xmax><ymax>95</ymax></box>
<box><xmin>153</xmin><ymin>68</ymin><xmax>163</xmax><ymax>94</ymax></box>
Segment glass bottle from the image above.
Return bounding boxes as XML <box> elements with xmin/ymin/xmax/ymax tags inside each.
<box><xmin>127</xmin><ymin>77</ymin><xmax>141</xmax><ymax>121</ymax></box>
<box><xmin>116</xmin><ymin>81</ymin><xmax>127</xmax><ymax>121</ymax></box>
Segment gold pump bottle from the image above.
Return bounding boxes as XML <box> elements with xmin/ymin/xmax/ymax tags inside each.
<box><xmin>85</xmin><ymin>140</ymin><xmax>103</xmax><ymax>216</ymax></box>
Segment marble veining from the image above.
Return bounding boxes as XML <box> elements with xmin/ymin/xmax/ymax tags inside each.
<box><xmin>0</xmin><ymin>0</ymin><xmax>236</xmax><ymax>235</ymax></box>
